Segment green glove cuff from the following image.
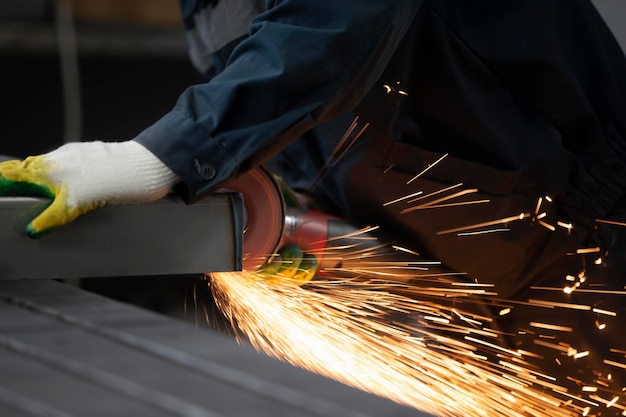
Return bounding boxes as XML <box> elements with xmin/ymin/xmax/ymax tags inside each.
<box><xmin>256</xmin><ymin>245</ymin><xmax>319</xmax><ymax>286</ymax></box>
<box><xmin>272</xmin><ymin>175</ymin><xmax>302</xmax><ymax>209</ymax></box>
<box><xmin>0</xmin><ymin>175</ymin><xmax>54</xmax><ymax>199</ymax></box>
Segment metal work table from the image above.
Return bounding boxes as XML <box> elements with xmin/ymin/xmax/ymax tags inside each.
<box><xmin>0</xmin><ymin>194</ymin><xmax>245</xmax><ymax>280</ymax></box>
<box><xmin>0</xmin><ymin>279</ymin><xmax>418</xmax><ymax>417</ymax></box>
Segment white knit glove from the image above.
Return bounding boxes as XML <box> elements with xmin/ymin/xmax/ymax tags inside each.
<box><xmin>0</xmin><ymin>141</ymin><xmax>179</xmax><ymax>237</ymax></box>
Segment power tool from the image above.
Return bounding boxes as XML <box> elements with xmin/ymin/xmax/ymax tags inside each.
<box><xmin>228</xmin><ymin>167</ymin><xmax>409</xmax><ymax>275</ymax></box>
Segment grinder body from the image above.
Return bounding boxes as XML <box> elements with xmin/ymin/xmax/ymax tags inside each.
<box><xmin>230</xmin><ymin>167</ymin><xmax>388</xmax><ymax>274</ymax></box>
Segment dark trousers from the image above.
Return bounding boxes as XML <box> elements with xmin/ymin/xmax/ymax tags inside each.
<box><xmin>269</xmin><ymin>1</ymin><xmax>626</xmax><ymax>407</ymax></box>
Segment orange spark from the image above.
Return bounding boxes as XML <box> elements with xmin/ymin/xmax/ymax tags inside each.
<box><xmin>208</xmin><ymin>271</ymin><xmax>586</xmax><ymax>417</ymax></box>
<box><xmin>406</xmin><ymin>153</ymin><xmax>448</xmax><ymax>184</ymax></box>
<box><xmin>437</xmin><ymin>213</ymin><xmax>530</xmax><ymax>235</ymax></box>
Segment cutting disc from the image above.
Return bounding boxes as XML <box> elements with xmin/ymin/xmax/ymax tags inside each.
<box><xmin>225</xmin><ymin>167</ymin><xmax>285</xmax><ymax>271</ymax></box>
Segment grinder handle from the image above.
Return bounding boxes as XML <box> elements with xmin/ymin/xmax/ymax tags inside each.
<box><xmin>282</xmin><ymin>208</ymin><xmax>384</xmax><ymax>272</ymax></box>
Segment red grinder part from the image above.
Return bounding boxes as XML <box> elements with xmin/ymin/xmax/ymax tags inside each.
<box><xmin>225</xmin><ymin>167</ymin><xmax>286</xmax><ymax>271</ymax></box>
<box><xmin>282</xmin><ymin>208</ymin><xmax>334</xmax><ymax>254</ymax></box>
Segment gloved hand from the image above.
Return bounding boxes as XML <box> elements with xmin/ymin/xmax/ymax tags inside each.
<box><xmin>253</xmin><ymin>175</ymin><xmax>322</xmax><ymax>286</ymax></box>
<box><xmin>256</xmin><ymin>244</ymin><xmax>319</xmax><ymax>286</ymax></box>
<box><xmin>0</xmin><ymin>141</ymin><xmax>179</xmax><ymax>237</ymax></box>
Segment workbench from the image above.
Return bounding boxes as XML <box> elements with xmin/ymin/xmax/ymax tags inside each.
<box><xmin>0</xmin><ymin>279</ymin><xmax>418</xmax><ymax>417</ymax></box>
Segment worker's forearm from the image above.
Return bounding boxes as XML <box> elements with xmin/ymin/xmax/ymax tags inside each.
<box><xmin>135</xmin><ymin>0</ymin><xmax>420</xmax><ymax>202</ymax></box>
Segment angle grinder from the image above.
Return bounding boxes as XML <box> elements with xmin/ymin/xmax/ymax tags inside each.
<box><xmin>226</xmin><ymin>167</ymin><xmax>386</xmax><ymax>273</ymax></box>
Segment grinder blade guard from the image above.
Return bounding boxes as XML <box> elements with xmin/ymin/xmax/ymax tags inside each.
<box><xmin>225</xmin><ymin>167</ymin><xmax>286</xmax><ymax>271</ymax></box>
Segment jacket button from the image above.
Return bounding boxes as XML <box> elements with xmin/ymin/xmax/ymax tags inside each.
<box><xmin>194</xmin><ymin>159</ymin><xmax>216</xmax><ymax>180</ymax></box>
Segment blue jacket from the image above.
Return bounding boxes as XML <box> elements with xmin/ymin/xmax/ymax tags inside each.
<box><xmin>135</xmin><ymin>0</ymin><xmax>420</xmax><ymax>201</ymax></box>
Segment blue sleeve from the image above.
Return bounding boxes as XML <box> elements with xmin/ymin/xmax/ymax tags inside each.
<box><xmin>135</xmin><ymin>0</ymin><xmax>420</xmax><ymax>202</ymax></box>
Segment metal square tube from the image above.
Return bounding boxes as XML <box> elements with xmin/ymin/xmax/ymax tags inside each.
<box><xmin>0</xmin><ymin>193</ymin><xmax>244</xmax><ymax>280</ymax></box>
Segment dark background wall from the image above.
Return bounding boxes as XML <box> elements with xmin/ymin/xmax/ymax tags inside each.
<box><xmin>0</xmin><ymin>0</ymin><xmax>212</xmax><ymax>324</ymax></box>
<box><xmin>2</xmin><ymin>54</ymin><xmax>203</xmax><ymax>157</ymax></box>
<box><xmin>0</xmin><ymin>0</ymin><xmax>202</xmax><ymax>158</ymax></box>
<box><xmin>592</xmin><ymin>0</ymin><xmax>626</xmax><ymax>52</ymax></box>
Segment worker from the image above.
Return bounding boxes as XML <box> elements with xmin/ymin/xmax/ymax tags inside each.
<box><xmin>1</xmin><ymin>0</ymin><xmax>626</xmax><ymax>408</ymax></box>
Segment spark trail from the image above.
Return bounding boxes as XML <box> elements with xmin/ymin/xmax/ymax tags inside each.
<box><xmin>208</xmin><ymin>197</ymin><xmax>626</xmax><ymax>416</ymax></box>
<box><xmin>210</xmin><ymin>271</ymin><xmax>580</xmax><ymax>417</ymax></box>
<box><xmin>213</xmin><ymin>133</ymin><xmax>625</xmax><ymax>415</ymax></box>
